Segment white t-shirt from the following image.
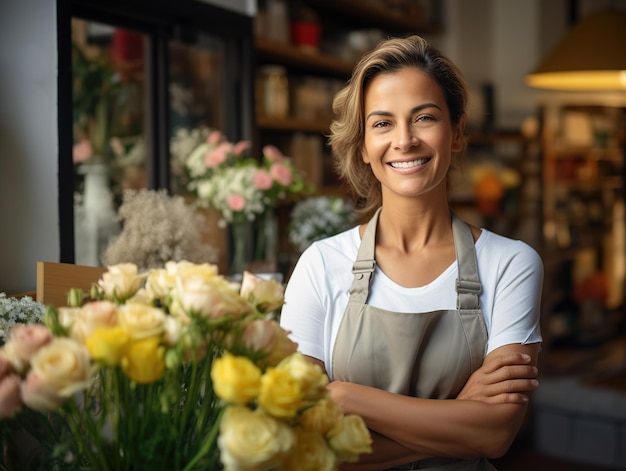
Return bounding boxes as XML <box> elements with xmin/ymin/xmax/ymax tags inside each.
<box><xmin>280</xmin><ymin>226</ymin><xmax>543</xmax><ymax>379</ymax></box>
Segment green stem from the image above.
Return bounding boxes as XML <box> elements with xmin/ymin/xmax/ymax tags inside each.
<box><xmin>181</xmin><ymin>406</ymin><xmax>225</xmax><ymax>471</ymax></box>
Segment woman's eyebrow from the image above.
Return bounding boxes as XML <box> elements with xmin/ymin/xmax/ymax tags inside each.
<box><xmin>365</xmin><ymin>102</ymin><xmax>442</xmax><ymax>121</ymax></box>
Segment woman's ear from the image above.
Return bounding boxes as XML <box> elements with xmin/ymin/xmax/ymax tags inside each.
<box><xmin>451</xmin><ymin>113</ymin><xmax>467</xmax><ymax>152</ymax></box>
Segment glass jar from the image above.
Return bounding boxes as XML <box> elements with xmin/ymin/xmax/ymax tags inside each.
<box><xmin>258</xmin><ymin>65</ymin><xmax>289</xmax><ymax>118</ymax></box>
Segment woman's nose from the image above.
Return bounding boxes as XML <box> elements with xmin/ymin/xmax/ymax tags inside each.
<box><xmin>394</xmin><ymin>125</ymin><xmax>419</xmax><ymax>151</ymax></box>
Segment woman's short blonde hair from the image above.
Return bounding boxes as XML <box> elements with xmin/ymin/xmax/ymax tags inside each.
<box><xmin>328</xmin><ymin>35</ymin><xmax>468</xmax><ymax>220</ymax></box>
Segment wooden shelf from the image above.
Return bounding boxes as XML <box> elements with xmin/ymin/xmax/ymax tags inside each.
<box><xmin>303</xmin><ymin>0</ymin><xmax>441</xmax><ymax>34</ymax></box>
<box><xmin>255</xmin><ymin>38</ymin><xmax>354</xmax><ymax>76</ymax></box>
<box><xmin>256</xmin><ymin>115</ymin><xmax>330</xmax><ymax>134</ymax></box>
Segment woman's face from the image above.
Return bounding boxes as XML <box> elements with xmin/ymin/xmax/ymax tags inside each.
<box><xmin>361</xmin><ymin>67</ymin><xmax>465</xmax><ymax>202</ymax></box>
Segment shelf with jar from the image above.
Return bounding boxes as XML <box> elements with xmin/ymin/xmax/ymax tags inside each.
<box><xmin>539</xmin><ymin>104</ymin><xmax>626</xmax><ymax>366</ymax></box>
<box><xmin>253</xmin><ymin>0</ymin><xmax>443</xmax><ymax>195</ymax></box>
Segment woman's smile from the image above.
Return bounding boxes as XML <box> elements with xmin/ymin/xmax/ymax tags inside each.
<box><xmin>388</xmin><ymin>158</ymin><xmax>431</xmax><ymax>169</ymax></box>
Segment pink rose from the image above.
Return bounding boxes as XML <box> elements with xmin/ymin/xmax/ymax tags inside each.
<box><xmin>71</xmin><ymin>300</ymin><xmax>118</xmax><ymax>343</ymax></box>
<box><xmin>227</xmin><ymin>194</ymin><xmax>246</xmax><ymax>212</ymax></box>
<box><xmin>21</xmin><ymin>371</ymin><xmax>64</xmax><ymax>412</ymax></box>
<box><xmin>72</xmin><ymin>139</ymin><xmax>93</xmax><ymax>164</ymax></box>
<box><xmin>241</xmin><ymin>319</ymin><xmax>297</xmax><ymax>368</ymax></box>
<box><xmin>207</xmin><ymin>130</ymin><xmax>223</xmax><ymax>145</ymax></box>
<box><xmin>253</xmin><ymin>170</ymin><xmax>273</xmax><ymax>190</ymax></box>
<box><xmin>0</xmin><ymin>374</ymin><xmax>22</xmax><ymax>419</ymax></box>
<box><xmin>204</xmin><ymin>142</ymin><xmax>233</xmax><ymax>168</ymax></box>
<box><xmin>233</xmin><ymin>140</ymin><xmax>251</xmax><ymax>156</ymax></box>
<box><xmin>270</xmin><ymin>162</ymin><xmax>293</xmax><ymax>186</ymax></box>
<box><xmin>263</xmin><ymin>145</ymin><xmax>285</xmax><ymax>162</ymax></box>
<box><xmin>3</xmin><ymin>324</ymin><xmax>53</xmax><ymax>374</ymax></box>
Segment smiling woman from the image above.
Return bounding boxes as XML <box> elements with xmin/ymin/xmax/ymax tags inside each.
<box><xmin>280</xmin><ymin>35</ymin><xmax>543</xmax><ymax>470</ymax></box>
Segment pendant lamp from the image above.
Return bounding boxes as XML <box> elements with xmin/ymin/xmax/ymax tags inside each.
<box><xmin>526</xmin><ymin>9</ymin><xmax>626</xmax><ymax>90</ymax></box>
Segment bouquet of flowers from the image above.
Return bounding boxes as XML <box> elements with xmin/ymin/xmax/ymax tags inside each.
<box><xmin>288</xmin><ymin>196</ymin><xmax>357</xmax><ymax>253</ymax></box>
<box><xmin>0</xmin><ymin>293</ymin><xmax>45</xmax><ymax>345</ymax></box>
<box><xmin>172</xmin><ymin>127</ymin><xmax>309</xmax><ymax>226</ymax></box>
<box><xmin>0</xmin><ymin>262</ymin><xmax>371</xmax><ymax>470</ymax></box>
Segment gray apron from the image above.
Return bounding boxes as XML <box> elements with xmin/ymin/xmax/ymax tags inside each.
<box><xmin>332</xmin><ymin>208</ymin><xmax>496</xmax><ymax>470</ymax></box>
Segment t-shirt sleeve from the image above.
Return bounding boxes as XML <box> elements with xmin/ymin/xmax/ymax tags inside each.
<box><xmin>487</xmin><ymin>240</ymin><xmax>544</xmax><ymax>354</ymax></box>
<box><xmin>279</xmin><ymin>246</ymin><xmax>327</xmax><ymax>361</ymax></box>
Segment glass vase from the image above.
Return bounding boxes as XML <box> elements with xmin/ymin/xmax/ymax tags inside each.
<box><xmin>229</xmin><ymin>221</ymin><xmax>249</xmax><ymax>276</ymax></box>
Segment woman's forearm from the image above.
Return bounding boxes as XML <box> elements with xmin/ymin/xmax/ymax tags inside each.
<box><xmin>339</xmin><ymin>431</ymin><xmax>427</xmax><ymax>470</ymax></box>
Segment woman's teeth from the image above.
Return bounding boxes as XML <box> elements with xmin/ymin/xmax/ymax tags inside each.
<box><xmin>390</xmin><ymin>159</ymin><xmax>428</xmax><ymax>168</ymax></box>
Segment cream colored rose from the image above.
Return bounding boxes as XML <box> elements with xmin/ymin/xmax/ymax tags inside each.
<box><xmin>57</xmin><ymin>306</ymin><xmax>81</xmax><ymax>332</ymax></box>
<box><xmin>21</xmin><ymin>338</ymin><xmax>92</xmax><ymax>412</ymax></box>
<box><xmin>167</xmin><ymin>260</ymin><xmax>219</xmax><ymax>281</ymax></box>
<box><xmin>218</xmin><ymin>405</ymin><xmax>295</xmax><ymax>471</ymax></box>
<box><xmin>172</xmin><ymin>275</ymin><xmax>251</xmax><ymax>321</ymax></box>
<box><xmin>240</xmin><ymin>319</ymin><xmax>297</xmax><ymax>368</ymax></box>
<box><xmin>240</xmin><ymin>271</ymin><xmax>285</xmax><ymax>314</ymax></box>
<box><xmin>99</xmin><ymin>263</ymin><xmax>144</xmax><ymax>301</ymax></box>
<box><xmin>276</xmin><ymin>352</ymin><xmax>328</xmax><ymax>402</ymax></box>
<box><xmin>327</xmin><ymin>414</ymin><xmax>373</xmax><ymax>463</ymax></box>
<box><xmin>258</xmin><ymin>367</ymin><xmax>305</xmax><ymax>419</ymax></box>
<box><xmin>3</xmin><ymin>324</ymin><xmax>53</xmax><ymax>373</ymax></box>
<box><xmin>282</xmin><ymin>428</ymin><xmax>337</xmax><ymax>471</ymax></box>
<box><xmin>71</xmin><ymin>300</ymin><xmax>118</xmax><ymax>343</ymax></box>
<box><xmin>145</xmin><ymin>268</ymin><xmax>175</xmax><ymax>302</ymax></box>
<box><xmin>162</xmin><ymin>315</ymin><xmax>183</xmax><ymax>346</ymax></box>
<box><xmin>299</xmin><ymin>398</ymin><xmax>343</xmax><ymax>436</ymax></box>
<box><xmin>118</xmin><ymin>303</ymin><xmax>166</xmax><ymax>340</ymax></box>
<box><xmin>211</xmin><ymin>352</ymin><xmax>261</xmax><ymax>404</ymax></box>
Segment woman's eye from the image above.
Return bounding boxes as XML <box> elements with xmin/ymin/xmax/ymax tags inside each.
<box><xmin>373</xmin><ymin>121</ymin><xmax>390</xmax><ymax>128</ymax></box>
<box><xmin>415</xmin><ymin>115</ymin><xmax>435</xmax><ymax>123</ymax></box>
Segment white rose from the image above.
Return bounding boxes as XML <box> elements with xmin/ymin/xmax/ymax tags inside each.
<box><xmin>218</xmin><ymin>406</ymin><xmax>295</xmax><ymax>471</ymax></box>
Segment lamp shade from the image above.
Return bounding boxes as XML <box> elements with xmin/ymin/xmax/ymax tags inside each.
<box><xmin>526</xmin><ymin>10</ymin><xmax>626</xmax><ymax>90</ymax></box>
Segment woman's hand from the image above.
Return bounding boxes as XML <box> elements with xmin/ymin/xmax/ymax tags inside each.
<box><xmin>457</xmin><ymin>345</ymin><xmax>539</xmax><ymax>405</ymax></box>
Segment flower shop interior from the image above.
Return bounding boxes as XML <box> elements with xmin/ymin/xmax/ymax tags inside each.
<box><xmin>1</xmin><ymin>0</ymin><xmax>626</xmax><ymax>469</ymax></box>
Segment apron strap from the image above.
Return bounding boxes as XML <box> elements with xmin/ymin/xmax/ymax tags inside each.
<box><xmin>348</xmin><ymin>208</ymin><xmax>482</xmax><ymax>310</ymax></box>
<box><xmin>348</xmin><ymin>207</ymin><xmax>380</xmax><ymax>304</ymax></box>
<box><xmin>451</xmin><ymin>211</ymin><xmax>482</xmax><ymax>310</ymax></box>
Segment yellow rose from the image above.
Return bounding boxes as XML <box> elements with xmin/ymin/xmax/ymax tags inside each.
<box><xmin>99</xmin><ymin>263</ymin><xmax>144</xmax><ymax>301</ymax></box>
<box><xmin>211</xmin><ymin>353</ymin><xmax>261</xmax><ymax>404</ymax></box>
<box><xmin>21</xmin><ymin>338</ymin><xmax>92</xmax><ymax>412</ymax></box>
<box><xmin>276</xmin><ymin>352</ymin><xmax>328</xmax><ymax>402</ymax></box>
<box><xmin>327</xmin><ymin>414</ymin><xmax>373</xmax><ymax>463</ymax></box>
<box><xmin>121</xmin><ymin>337</ymin><xmax>165</xmax><ymax>384</ymax></box>
<box><xmin>240</xmin><ymin>319</ymin><xmax>298</xmax><ymax>368</ymax></box>
<box><xmin>86</xmin><ymin>327</ymin><xmax>130</xmax><ymax>365</ymax></box>
<box><xmin>172</xmin><ymin>275</ymin><xmax>251</xmax><ymax>321</ymax></box>
<box><xmin>258</xmin><ymin>367</ymin><xmax>304</xmax><ymax>419</ymax></box>
<box><xmin>282</xmin><ymin>428</ymin><xmax>337</xmax><ymax>471</ymax></box>
<box><xmin>71</xmin><ymin>300</ymin><xmax>118</xmax><ymax>343</ymax></box>
<box><xmin>240</xmin><ymin>271</ymin><xmax>285</xmax><ymax>314</ymax></box>
<box><xmin>218</xmin><ymin>405</ymin><xmax>295</xmax><ymax>471</ymax></box>
<box><xmin>118</xmin><ymin>303</ymin><xmax>166</xmax><ymax>340</ymax></box>
<box><xmin>299</xmin><ymin>398</ymin><xmax>343</xmax><ymax>436</ymax></box>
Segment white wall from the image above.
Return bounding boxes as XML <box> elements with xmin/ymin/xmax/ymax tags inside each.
<box><xmin>0</xmin><ymin>0</ymin><xmax>59</xmax><ymax>294</ymax></box>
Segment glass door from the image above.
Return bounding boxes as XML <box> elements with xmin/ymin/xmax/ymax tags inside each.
<box><xmin>58</xmin><ymin>0</ymin><xmax>254</xmax><ymax>266</ymax></box>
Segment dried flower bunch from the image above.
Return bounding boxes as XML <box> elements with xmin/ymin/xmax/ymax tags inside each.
<box><xmin>288</xmin><ymin>196</ymin><xmax>357</xmax><ymax>253</ymax></box>
<box><xmin>102</xmin><ymin>188</ymin><xmax>218</xmax><ymax>270</ymax></box>
<box><xmin>0</xmin><ymin>262</ymin><xmax>372</xmax><ymax>470</ymax></box>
